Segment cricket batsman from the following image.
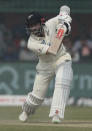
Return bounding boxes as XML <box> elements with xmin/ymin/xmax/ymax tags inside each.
<box><xmin>19</xmin><ymin>5</ymin><xmax>73</xmax><ymax>123</ymax></box>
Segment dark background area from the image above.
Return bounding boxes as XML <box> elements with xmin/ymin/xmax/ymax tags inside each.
<box><xmin>0</xmin><ymin>0</ymin><xmax>92</xmax><ymax>63</ymax></box>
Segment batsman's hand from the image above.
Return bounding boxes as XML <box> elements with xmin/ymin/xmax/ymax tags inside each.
<box><xmin>57</xmin><ymin>19</ymin><xmax>71</xmax><ymax>36</ymax></box>
<box><xmin>59</xmin><ymin>5</ymin><xmax>72</xmax><ymax>24</ymax></box>
<box><xmin>58</xmin><ymin>5</ymin><xmax>72</xmax><ymax>35</ymax></box>
<box><xmin>58</xmin><ymin>13</ymin><xmax>72</xmax><ymax>24</ymax></box>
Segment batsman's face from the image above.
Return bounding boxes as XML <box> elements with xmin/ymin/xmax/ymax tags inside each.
<box><xmin>29</xmin><ymin>23</ymin><xmax>44</xmax><ymax>37</ymax></box>
<box><xmin>30</xmin><ymin>23</ymin><xmax>41</xmax><ymax>31</ymax></box>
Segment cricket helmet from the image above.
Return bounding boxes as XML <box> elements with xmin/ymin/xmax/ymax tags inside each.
<box><xmin>25</xmin><ymin>12</ymin><xmax>45</xmax><ymax>36</ymax></box>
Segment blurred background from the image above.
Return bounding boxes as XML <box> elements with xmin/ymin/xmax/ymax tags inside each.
<box><xmin>0</xmin><ymin>0</ymin><xmax>92</xmax><ymax>107</ymax></box>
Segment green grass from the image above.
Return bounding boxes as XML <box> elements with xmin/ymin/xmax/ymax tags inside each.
<box><xmin>0</xmin><ymin>106</ymin><xmax>92</xmax><ymax>131</ymax></box>
<box><xmin>0</xmin><ymin>125</ymin><xmax>92</xmax><ymax>131</ymax></box>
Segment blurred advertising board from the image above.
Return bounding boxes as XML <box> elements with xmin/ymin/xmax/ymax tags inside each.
<box><xmin>0</xmin><ymin>62</ymin><xmax>92</xmax><ymax>99</ymax></box>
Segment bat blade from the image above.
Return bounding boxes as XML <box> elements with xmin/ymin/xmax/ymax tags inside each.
<box><xmin>49</xmin><ymin>27</ymin><xmax>66</xmax><ymax>55</ymax></box>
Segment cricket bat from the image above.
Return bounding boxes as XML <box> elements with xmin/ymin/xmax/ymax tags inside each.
<box><xmin>48</xmin><ymin>25</ymin><xmax>67</xmax><ymax>55</ymax></box>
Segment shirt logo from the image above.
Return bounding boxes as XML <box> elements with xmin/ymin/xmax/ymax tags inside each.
<box><xmin>41</xmin><ymin>40</ymin><xmax>51</xmax><ymax>46</ymax></box>
<box><xmin>41</xmin><ymin>40</ymin><xmax>46</xmax><ymax>45</ymax></box>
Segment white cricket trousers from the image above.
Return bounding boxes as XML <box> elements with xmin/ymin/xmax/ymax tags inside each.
<box><xmin>32</xmin><ymin>60</ymin><xmax>73</xmax><ymax>118</ymax></box>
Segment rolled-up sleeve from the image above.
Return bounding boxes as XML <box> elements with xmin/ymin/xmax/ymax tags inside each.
<box><xmin>27</xmin><ymin>37</ymin><xmax>49</xmax><ymax>55</ymax></box>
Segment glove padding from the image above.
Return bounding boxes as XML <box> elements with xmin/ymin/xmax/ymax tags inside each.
<box><xmin>64</xmin><ymin>22</ymin><xmax>71</xmax><ymax>35</ymax></box>
<box><xmin>57</xmin><ymin>21</ymin><xmax>71</xmax><ymax>36</ymax></box>
<box><xmin>58</xmin><ymin>12</ymin><xmax>72</xmax><ymax>35</ymax></box>
<box><xmin>58</xmin><ymin>11</ymin><xmax>72</xmax><ymax>24</ymax></box>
